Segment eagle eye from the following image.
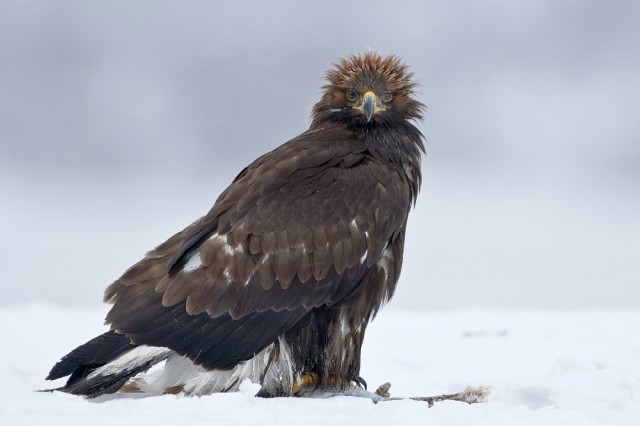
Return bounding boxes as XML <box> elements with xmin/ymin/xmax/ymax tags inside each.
<box><xmin>382</xmin><ymin>92</ymin><xmax>392</xmax><ymax>103</ymax></box>
<box><xmin>346</xmin><ymin>89</ymin><xmax>358</xmax><ymax>102</ymax></box>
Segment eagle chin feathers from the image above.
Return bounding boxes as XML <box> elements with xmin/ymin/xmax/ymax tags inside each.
<box><xmin>46</xmin><ymin>52</ymin><xmax>425</xmax><ymax>398</ymax></box>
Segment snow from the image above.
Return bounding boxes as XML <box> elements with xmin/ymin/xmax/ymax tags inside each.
<box><xmin>1</xmin><ymin>303</ymin><xmax>639</xmax><ymax>425</ymax></box>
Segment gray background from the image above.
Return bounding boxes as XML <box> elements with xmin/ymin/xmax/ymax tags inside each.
<box><xmin>1</xmin><ymin>0</ymin><xmax>639</xmax><ymax>310</ymax></box>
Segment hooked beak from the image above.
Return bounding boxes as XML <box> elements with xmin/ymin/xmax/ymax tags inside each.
<box><xmin>355</xmin><ymin>91</ymin><xmax>384</xmax><ymax>122</ymax></box>
<box><xmin>362</xmin><ymin>92</ymin><xmax>376</xmax><ymax>122</ymax></box>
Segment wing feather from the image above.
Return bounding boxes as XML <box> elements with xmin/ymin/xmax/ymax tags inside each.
<box><xmin>103</xmin><ymin>123</ymin><xmax>411</xmax><ymax>370</ymax></box>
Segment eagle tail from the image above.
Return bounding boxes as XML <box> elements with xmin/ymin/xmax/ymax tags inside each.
<box><xmin>45</xmin><ymin>331</ymin><xmax>170</xmax><ymax>398</ymax></box>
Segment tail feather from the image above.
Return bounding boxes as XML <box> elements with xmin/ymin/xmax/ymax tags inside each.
<box><xmin>46</xmin><ymin>331</ymin><xmax>171</xmax><ymax>398</ymax></box>
<box><xmin>47</xmin><ymin>331</ymin><xmax>135</xmax><ymax>382</ymax></box>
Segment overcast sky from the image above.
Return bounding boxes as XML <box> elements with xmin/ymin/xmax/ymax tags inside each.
<box><xmin>1</xmin><ymin>0</ymin><xmax>639</xmax><ymax>309</ymax></box>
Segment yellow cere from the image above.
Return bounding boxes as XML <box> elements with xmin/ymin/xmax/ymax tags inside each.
<box><xmin>353</xmin><ymin>91</ymin><xmax>386</xmax><ymax>113</ymax></box>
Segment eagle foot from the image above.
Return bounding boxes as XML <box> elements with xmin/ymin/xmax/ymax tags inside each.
<box><xmin>292</xmin><ymin>373</ymin><xmax>360</xmax><ymax>395</ymax></box>
<box><xmin>292</xmin><ymin>372</ymin><xmax>319</xmax><ymax>394</ymax></box>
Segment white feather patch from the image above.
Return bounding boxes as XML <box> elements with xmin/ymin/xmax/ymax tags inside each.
<box><xmin>87</xmin><ymin>346</ymin><xmax>172</xmax><ymax>379</ymax></box>
<box><xmin>209</xmin><ymin>233</ymin><xmax>240</xmax><ymax>256</ymax></box>
<box><xmin>183</xmin><ymin>250</ymin><xmax>202</xmax><ymax>272</ymax></box>
<box><xmin>125</xmin><ymin>338</ymin><xmax>295</xmax><ymax>397</ymax></box>
<box><xmin>360</xmin><ymin>249</ymin><xmax>368</xmax><ymax>264</ymax></box>
<box><xmin>378</xmin><ymin>245</ymin><xmax>393</xmax><ymax>278</ymax></box>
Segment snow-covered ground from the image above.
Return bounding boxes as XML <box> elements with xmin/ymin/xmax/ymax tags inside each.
<box><xmin>1</xmin><ymin>303</ymin><xmax>638</xmax><ymax>425</ymax></box>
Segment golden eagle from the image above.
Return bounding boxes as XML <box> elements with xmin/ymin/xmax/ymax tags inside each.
<box><xmin>46</xmin><ymin>52</ymin><xmax>425</xmax><ymax>398</ymax></box>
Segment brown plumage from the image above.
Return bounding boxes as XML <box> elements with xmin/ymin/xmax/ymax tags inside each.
<box><xmin>46</xmin><ymin>52</ymin><xmax>425</xmax><ymax>398</ymax></box>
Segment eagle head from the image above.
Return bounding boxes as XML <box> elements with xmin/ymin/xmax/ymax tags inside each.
<box><xmin>312</xmin><ymin>52</ymin><xmax>424</xmax><ymax>126</ymax></box>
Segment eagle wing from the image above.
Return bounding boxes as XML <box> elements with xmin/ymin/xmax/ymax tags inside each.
<box><xmin>103</xmin><ymin>124</ymin><xmax>412</xmax><ymax>370</ymax></box>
